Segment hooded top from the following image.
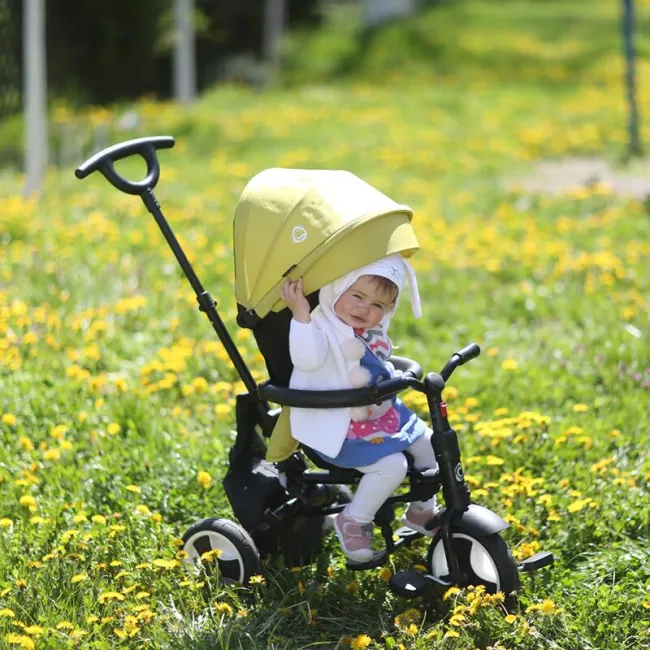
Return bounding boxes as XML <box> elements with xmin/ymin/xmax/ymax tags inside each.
<box><xmin>288</xmin><ymin>254</ymin><xmax>421</xmax><ymax>458</ymax></box>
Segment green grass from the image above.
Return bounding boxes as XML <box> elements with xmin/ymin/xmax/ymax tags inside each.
<box><xmin>1</xmin><ymin>0</ymin><xmax>650</xmax><ymax>648</ymax></box>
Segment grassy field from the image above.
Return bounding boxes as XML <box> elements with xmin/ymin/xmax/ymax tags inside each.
<box><xmin>1</xmin><ymin>0</ymin><xmax>650</xmax><ymax>648</ymax></box>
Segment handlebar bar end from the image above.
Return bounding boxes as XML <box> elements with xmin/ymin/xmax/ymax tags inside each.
<box><xmin>455</xmin><ymin>343</ymin><xmax>481</xmax><ymax>364</ymax></box>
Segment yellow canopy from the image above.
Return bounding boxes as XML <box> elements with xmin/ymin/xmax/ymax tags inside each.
<box><xmin>234</xmin><ymin>168</ymin><xmax>419</xmax><ymax>319</ymax></box>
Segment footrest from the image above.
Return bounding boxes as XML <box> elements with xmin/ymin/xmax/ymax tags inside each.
<box><xmin>389</xmin><ymin>570</ymin><xmax>431</xmax><ymax>598</ymax></box>
<box><xmin>345</xmin><ymin>549</ymin><xmax>389</xmax><ymax>571</ymax></box>
<box><xmin>517</xmin><ymin>551</ymin><xmax>555</xmax><ymax>572</ymax></box>
<box><xmin>394</xmin><ymin>526</ymin><xmax>421</xmax><ymax>540</ymax></box>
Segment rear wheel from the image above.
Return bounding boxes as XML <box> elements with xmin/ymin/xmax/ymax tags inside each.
<box><xmin>427</xmin><ymin>530</ymin><xmax>520</xmax><ymax>595</ymax></box>
<box><xmin>182</xmin><ymin>518</ymin><xmax>261</xmax><ymax>585</ymax></box>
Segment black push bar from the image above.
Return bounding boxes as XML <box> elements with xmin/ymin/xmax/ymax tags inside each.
<box><xmin>259</xmin><ymin>346</ymin><xmax>479</xmax><ymax>409</ymax></box>
<box><xmin>259</xmin><ymin>355</ymin><xmax>425</xmax><ymax>408</ymax></box>
<box><xmin>259</xmin><ymin>375</ymin><xmax>424</xmax><ymax>409</ymax></box>
<box><xmin>75</xmin><ymin>136</ymin><xmax>175</xmax><ymax>195</ymax></box>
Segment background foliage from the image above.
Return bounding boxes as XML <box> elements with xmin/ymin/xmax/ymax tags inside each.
<box><xmin>1</xmin><ymin>0</ymin><xmax>650</xmax><ymax>648</ymax></box>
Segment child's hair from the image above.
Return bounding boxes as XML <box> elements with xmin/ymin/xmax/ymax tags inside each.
<box><xmin>367</xmin><ymin>275</ymin><xmax>398</xmax><ymax>303</ymax></box>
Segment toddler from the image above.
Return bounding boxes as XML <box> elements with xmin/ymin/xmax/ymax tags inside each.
<box><xmin>280</xmin><ymin>254</ymin><xmax>440</xmax><ymax>563</ymax></box>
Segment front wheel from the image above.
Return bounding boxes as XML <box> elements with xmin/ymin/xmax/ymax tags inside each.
<box><xmin>182</xmin><ymin>518</ymin><xmax>261</xmax><ymax>585</ymax></box>
<box><xmin>427</xmin><ymin>530</ymin><xmax>520</xmax><ymax>595</ymax></box>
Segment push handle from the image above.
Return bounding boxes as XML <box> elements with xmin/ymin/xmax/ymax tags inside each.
<box><xmin>74</xmin><ymin>136</ymin><xmax>175</xmax><ymax>195</ymax></box>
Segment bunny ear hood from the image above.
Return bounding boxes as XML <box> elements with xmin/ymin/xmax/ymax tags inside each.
<box><xmin>318</xmin><ymin>253</ymin><xmax>422</xmax><ymax>335</ymax></box>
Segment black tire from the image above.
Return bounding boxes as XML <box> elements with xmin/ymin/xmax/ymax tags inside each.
<box><xmin>427</xmin><ymin>530</ymin><xmax>520</xmax><ymax>596</ymax></box>
<box><xmin>182</xmin><ymin>518</ymin><xmax>261</xmax><ymax>585</ymax></box>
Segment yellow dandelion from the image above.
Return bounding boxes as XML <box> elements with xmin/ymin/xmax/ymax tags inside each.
<box><xmin>23</xmin><ymin>626</ymin><xmax>44</xmax><ymax>637</ymax></box>
<box><xmin>43</xmin><ymin>448</ymin><xmax>61</xmax><ymax>461</ymax></box>
<box><xmin>501</xmin><ymin>359</ymin><xmax>519</xmax><ymax>370</ymax></box>
<box><xmin>350</xmin><ymin>634</ymin><xmax>372</xmax><ymax>649</ymax></box>
<box><xmin>568</xmin><ymin>498</ymin><xmax>593</xmax><ymax>513</ymax></box>
<box><xmin>2</xmin><ymin>413</ymin><xmax>17</xmax><ymax>426</ymax></box>
<box><xmin>572</xmin><ymin>404</ymin><xmax>588</xmax><ymax>412</ymax></box>
<box><xmin>214</xmin><ymin>403</ymin><xmax>232</xmax><ymax>419</ymax></box>
<box><xmin>505</xmin><ymin>614</ymin><xmax>518</xmax><ymax>624</ymax></box>
<box><xmin>19</xmin><ymin>495</ymin><xmax>37</xmax><ymax>511</ymax></box>
<box><xmin>197</xmin><ymin>471</ymin><xmax>212</xmax><ymax>489</ymax></box>
<box><xmin>443</xmin><ymin>586</ymin><xmax>461</xmax><ymax>600</ymax></box>
<box><xmin>0</xmin><ymin>608</ymin><xmax>16</xmax><ymax>618</ymax></box>
<box><xmin>152</xmin><ymin>558</ymin><xmax>179</xmax><ymax>569</ymax></box>
<box><xmin>538</xmin><ymin>599</ymin><xmax>560</xmax><ymax>615</ymax></box>
<box><xmin>51</xmin><ymin>424</ymin><xmax>68</xmax><ymax>439</ymax></box>
<box><xmin>347</xmin><ymin>582</ymin><xmax>359</xmax><ymax>594</ymax></box>
<box><xmin>125</xmin><ymin>485</ymin><xmax>141</xmax><ymax>493</ymax></box>
<box><xmin>443</xmin><ymin>629</ymin><xmax>460</xmax><ymax>639</ymax></box>
<box><xmin>91</xmin><ymin>514</ymin><xmax>107</xmax><ymax>525</ymax></box>
<box><xmin>61</xmin><ymin>529</ymin><xmax>79</xmax><ymax>543</ymax></box>
<box><xmin>137</xmin><ymin>609</ymin><xmax>155</xmax><ymax>624</ymax></box>
<box><xmin>97</xmin><ymin>591</ymin><xmax>126</xmax><ymax>604</ymax></box>
<box><xmin>192</xmin><ymin>377</ymin><xmax>208</xmax><ymax>393</ymax></box>
<box><xmin>199</xmin><ymin>549</ymin><xmax>222</xmax><ymax>563</ymax></box>
<box><xmin>0</xmin><ymin>518</ymin><xmax>13</xmax><ymax>528</ymax></box>
<box><xmin>56</xmin><ymin>621</ymin><xmax>75</xmax><ymax>630</ymax></box>
<box><xmin>71</xmin><ymin>573</ymin><xmax>88</xmax><ymax>584</ymax></box>
<box><xmin>107</xmin><ymin>423</ymin><xmax>121</xmax><ymax>435</ymax></box>
<box><xmin>213</xmin><ymin>602</ymin><xmax>234</xmax><ymax>616</ymax></box>
<box><xmin>4</xmin><ymin>634</ymin><xmax>35</xmax><ymax>649</ymax></box>
<box><xmin>378</xmin><ymin>566</ymin><xmax>392</xmax><ymax>581</ymax></box>
<box><xmin>249</xmin><ymin>574</ymin><xmax>265</xmax><ymax>585</ymax></box>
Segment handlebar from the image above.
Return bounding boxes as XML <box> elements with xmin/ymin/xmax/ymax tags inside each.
<box><xmin>440</xmin><ymin>343</ymin><xmax>481</xmax><ymax>382</ymax></box>
<box><xmin>259</xmin><ymin>374</ymin><xmax>423</xmax><ymax>409</ymax></box>
<box><xmin>74</xmin><ymin>136</ymin><xmax>175</xmax><ymax>195</ymax></box>
<box><xmin>258</xmin><ymin>348</ymin><xmax>478</xmax><ymax>409</ymax></box>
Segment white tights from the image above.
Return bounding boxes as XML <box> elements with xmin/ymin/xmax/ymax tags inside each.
<box><xmin>345</xmin><ymin>430</ymin><xmax>439</xmax><ymax>524</ymax></box>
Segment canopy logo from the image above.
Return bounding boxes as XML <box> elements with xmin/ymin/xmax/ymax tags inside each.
<box><xmin>291</xmin><ymin>226</ymin><xmax>308</xmax><ymax>243</ymax></box>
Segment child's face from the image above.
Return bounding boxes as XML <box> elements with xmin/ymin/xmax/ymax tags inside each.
<box><xmin>334</xmin><ymin>276</ymin><xmax>396</xmax><ymax>329</ymax></box>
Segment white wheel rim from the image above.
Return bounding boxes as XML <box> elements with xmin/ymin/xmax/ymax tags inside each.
<box><xmin>183</xmin><ymin>531</ymin><xmax>245</xmax><ymax>583</ymax></box>
<box><xmin>430</xmin><ymin>533</ymin><xmax>501</xmax><ymax>592</ymax></box>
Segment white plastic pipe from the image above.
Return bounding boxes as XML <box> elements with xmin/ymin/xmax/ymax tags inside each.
<box><xmin>23</xmin><ymin>0</ymin><xmax>48</xmax><ymax>196</ymax></box>
<box><xmin>173</xmin><ymin>0</ymin><xmax>196</xmax><ymax>104</ymax></box>
<box><xmin>263</xmin><ymin>0</ymin><xmax>286</xmax><ymax>65</ymax></box>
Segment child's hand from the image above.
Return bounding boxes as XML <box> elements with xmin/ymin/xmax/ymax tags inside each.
<box><xmin>281</xmin><ymin>278</ymin><xmax>311</xmax><ymax>323</ymax></box>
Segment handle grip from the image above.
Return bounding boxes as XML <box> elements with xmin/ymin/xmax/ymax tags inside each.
<box><xmin>454</xmin><ymin>343</ymin><xmax>481</xmax><ymax>364</ymax></box>
<box><xmin>74</xmin><ymin>136</ymin><xmax>175</xmax><ymax>195</ymax></box>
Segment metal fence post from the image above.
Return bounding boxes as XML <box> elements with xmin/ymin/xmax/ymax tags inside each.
<box><xmin>622</xmin><ymin>0</ymin><xmax>641</xmax><ymax>156</ymax></box>
<box><xmin>173</xmin><ymin>0</ymin><xmax>196</xmax><ymax>104</ymax></box>
<box><xmin>23</xmin><ymin>0</ymin><xmax>48</xmax><ymax>196</ymax></box>
<box><xmin>263</xmin><ymin>0</ymin><xmax>286</xmax><ymax>67</ymax></box>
